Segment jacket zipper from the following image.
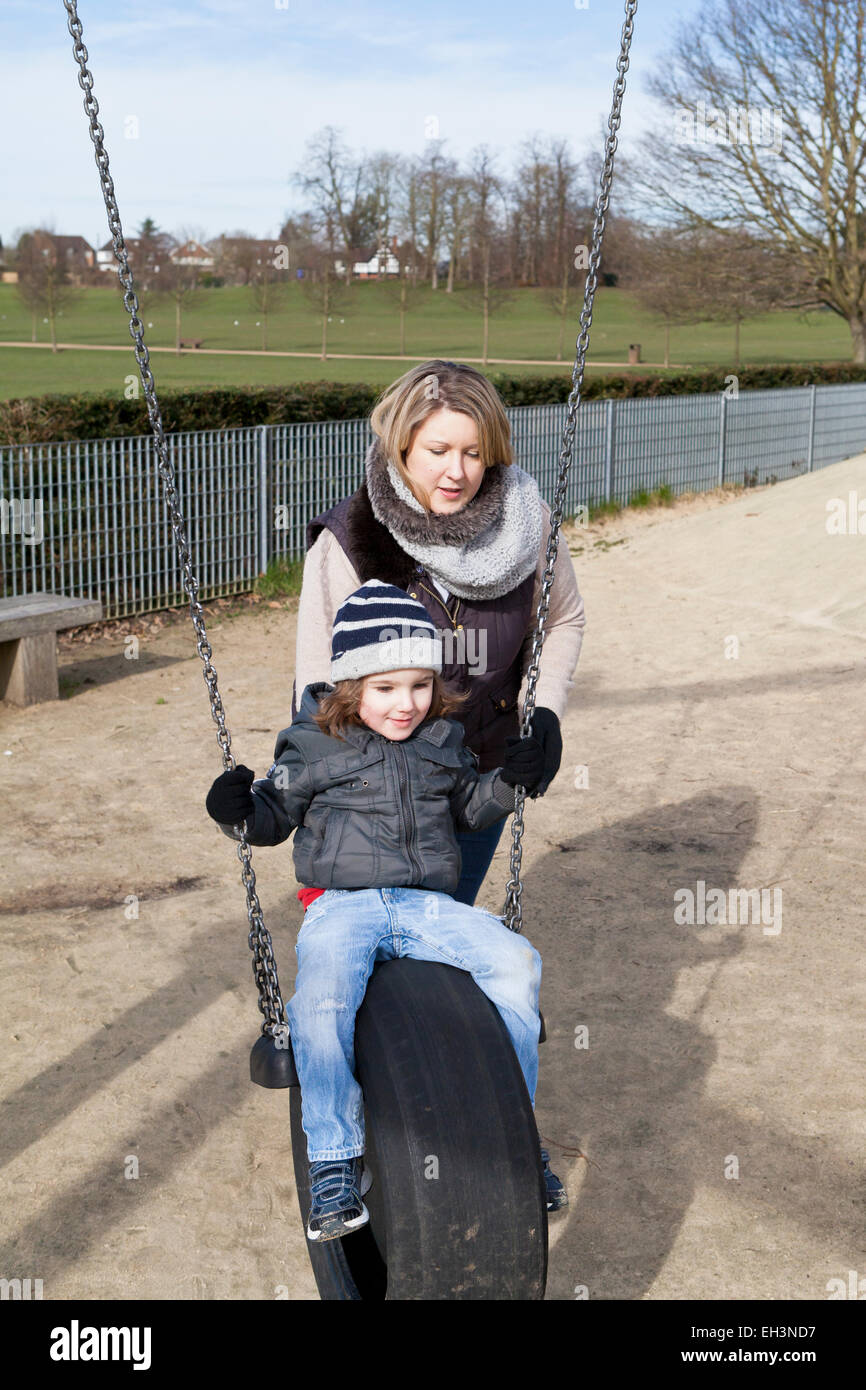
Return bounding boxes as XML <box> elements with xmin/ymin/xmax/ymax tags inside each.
<box><xmin>414</xmin><ymin>575</ymin><xmax>461</xmax><ymax>631</ymax></box>
<box><xmin>394</xmin><ymin>741</ymin><xmax>424</xmax><ymax>883</ymax></box>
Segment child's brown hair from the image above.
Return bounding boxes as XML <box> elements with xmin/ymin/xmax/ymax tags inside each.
<box><xmin>313</xmin><ymin>672</ymin><xmax>470</xmax><ymax>741</ymax></box>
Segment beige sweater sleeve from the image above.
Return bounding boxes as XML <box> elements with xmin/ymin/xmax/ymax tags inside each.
<box><xmin>516</xmin><ymin>501</ymin><xmax>585</xmax><ymax>723</ymax></box>
<box><xmin>293</xmin><ymin>529</ymin><xmax>361</xmax><ymax>708</ymax></box>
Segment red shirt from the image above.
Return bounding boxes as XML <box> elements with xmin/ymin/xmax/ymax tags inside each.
<box><xmin>297</xmin><ymin>886</ymin><xmax>326</xmax><ymax>911</ymax></box>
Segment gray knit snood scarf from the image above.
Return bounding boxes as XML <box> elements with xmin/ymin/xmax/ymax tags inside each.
<box><xmin>364</xmin><ymin>435</ymin><xmax>543</xmax><ymax>600</ymax></box>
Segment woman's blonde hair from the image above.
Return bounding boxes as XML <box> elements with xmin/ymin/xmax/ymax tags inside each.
<box><xmin>313</xmin><ymin>671</ymin><xmax>470</xmax><ymax>742</ymax></box>
<box><xmin>369</xmin><ymin>359</ymin><xmax>513</xmax><ymax>512</ymax></box>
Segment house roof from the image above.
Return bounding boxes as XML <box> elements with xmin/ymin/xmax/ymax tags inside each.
<box><xmin>36</xmin><ymin>233</ymin><xmax>96</xmax><ymax>255</ymax></box>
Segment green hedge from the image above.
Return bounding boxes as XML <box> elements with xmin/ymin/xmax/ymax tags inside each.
<box><xmin>3</xmin><ymin>362</ymin><xmax>866</xmax><ymax>446</ymax></box>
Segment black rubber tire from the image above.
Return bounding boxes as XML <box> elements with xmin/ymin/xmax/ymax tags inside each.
<box><xmin>290</xmin><ymin>957</ymin><xmax>548</xmax><ymax>1300</ymax></box>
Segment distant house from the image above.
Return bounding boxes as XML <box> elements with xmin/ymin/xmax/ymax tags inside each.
<box><xmin>32</xmin><ymin>232</ymin><xmax>96</xmax><ymax>284</ymax></box>
<box><xmin>169</xmin><ymin>239</ymin><xmax>216</xmax><ymax>270</ymax></box>
<box><xmin>97</xmin><ymin>235</ymin><xmax>173</xmax><ymax>276</ymax></box>
<box><xmin>334</xmin><ymin>237</ymin><xmax>401</xmax><ymax>278</ymax></box>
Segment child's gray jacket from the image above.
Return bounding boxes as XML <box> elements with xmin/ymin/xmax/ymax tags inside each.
<box><xmin>218</xmin><ymin>682</ymin><xmax>516</xmax><ymax>894</ymax></box>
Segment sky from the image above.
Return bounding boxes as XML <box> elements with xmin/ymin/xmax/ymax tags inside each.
<box><xmin>1</xmin><ymin>0</ymin><xmax>701</xmax><ymax>251</ymax></box>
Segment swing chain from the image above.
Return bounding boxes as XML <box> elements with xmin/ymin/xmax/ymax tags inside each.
<box><xmin>63</xmin><ymin>0</ymin><xmax>288</xmax><ymax>1040</ymax></box>
<box><xmin>503</xmin><ymin>0</ymin><xmax>638</xmax><ymax>933</ymax></box>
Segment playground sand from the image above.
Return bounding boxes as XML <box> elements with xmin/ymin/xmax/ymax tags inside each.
<box><xmin>1</xmin><ymin>459</ymin><xmax>864</xmax><ymax>1300</ymax></box>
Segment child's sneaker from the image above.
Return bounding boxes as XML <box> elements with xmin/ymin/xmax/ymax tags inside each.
<box><xmin>306</xmin><ymin>1157</ymin><xmax>370</xmax><ymax>1242</ymax></box>
<box><xmin>540</xmin><ymin>1147</ymin><xmax>568</xmax><ymax>1212</ymax></box>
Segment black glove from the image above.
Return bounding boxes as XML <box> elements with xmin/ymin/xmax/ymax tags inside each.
<box><xmin>500</xmin><ymin>735</ymin><xmax>546</xmax><ymax>792</ymax></box>
<box><xmin>531</xmin><ymin>707</ymin><xmax>563</xmax><ymax>796</ymax></box>
<box><xmin>206</xmin><ymin>765</ymin><xmax>256</xmax><ymax>825</ymax></box>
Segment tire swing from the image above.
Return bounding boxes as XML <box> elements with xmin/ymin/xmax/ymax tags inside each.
<box><xmin>64</xmin><ymin>0</ymin><xmax>637</xmax><ymax>1301</ymax></box>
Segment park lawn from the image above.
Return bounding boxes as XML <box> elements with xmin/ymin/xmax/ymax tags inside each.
<box><xmin>0</xmin><ymin>281</ymin><xmax>855</xmax><ymax>400</ymax></box>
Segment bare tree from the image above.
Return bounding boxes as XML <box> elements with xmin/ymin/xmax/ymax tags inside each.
<box><xmin>365</xmin><ymin>151</ymin><xmax>403</xmax><ymax>276</ymax></box>
<box><xmin>620</xmin><ymin>226</ymin><xmax>719</xmax><ymax>367</ymax></box>
<box><xmin>153</xmin><ymin>260</ymin><xmax>204</xmax><ymax>355</ymax></box>
<box><xmin>538</xmin><ymin>204</ymin><xmax>595</xmax><ymax>360</ymax></box>
<box><xmin>380</xmin><ymin>258</ymin><xmax>427</xmax><ymax>354</ymax></box>
<box><xmin>15</xmin><ymin>228</ymin><xmax>80</xmax><ymax>352</ymax></box>
<box><xmin>395</xmin><ymin>157</ymin><xmax>424</xmax><ymax>287</ymax></box>
<box><xmin>628</xmin><ymin>0</ymin><xmax>866</xmax><ymax>361</ymax></box>
<box><xmin>298</xmin><ymin>247</ymin><xmax>356</xmax><ymax>359</ymax></box>
<box><xmin>248</xmin><ymin>261</ymin><xmax>288</xmax><ymax>351</ymax></box>
<box><xmin>441</xmin><ymin>174</ymin><xmax>472</xmax><ymax>292</ymax></box>
<box><xmin>688</xmin><ymin>227</ymin><xmax>807</xmax><ymax>368</ymax></box>
<box><xmin>455</xmin><ymin>148</ymin><xmax>515</xmax><ymax>364</ymax></box>
<box><xmin>417</xmin><ymin>141</ymin><xmax>452</xmax><ymax>288</ymax></box>
<box><xmin>548</xmin><ymin>140</ymin><xmax>585</xmax><ymax>289</ymax></box>
<box><xmin>292</xmin><ymin>127</ymin><xmax>376</xmax><ymax>284</ymax></box>
<box><xmin>512</xmin><ymin>135</ymin><xmax>551</xmax><ymax>286</ymax></box>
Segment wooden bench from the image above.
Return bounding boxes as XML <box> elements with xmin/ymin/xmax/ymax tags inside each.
<box><xmin>179</xmin><ymin>338</ymin><xmax>203</xmax><ymax>349</ymax></box>
<box><xmin>0</xmin><ymin>593</ymin><xmax>103</xmax><ymax>706</ymax></box>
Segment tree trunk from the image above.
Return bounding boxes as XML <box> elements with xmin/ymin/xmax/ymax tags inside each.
<box><xmin>733</xmin><ymin>317</ymin><xmax>740</xmax><ymax>371</ymax></box>
<box><xmin>664</xmin><ymin>320</ymin><xmax>670</xmax><ymax>369</ymax></box>
<box><xmin>557</xmin><ymin>264</ymin><xmax>569</xmax><ymax>360</ymax></box>
<box><xmin>176</xmin><ymin>299</ymin><xmax>181</xmax><ymax>356</ymax></box>
<box><xmin>49</xmin><ymin>307</ymin><xmax>57</xmax><ymax>354</ymax></box>
<box><xmin>31</xmin><ymin>308</ymin><xmax>37</xmax><ymax>343</ymax></box>
<box><xmin>849</xmin><ymin>315</ymin><xmax>866</xmax><ymax>363</ymax></box>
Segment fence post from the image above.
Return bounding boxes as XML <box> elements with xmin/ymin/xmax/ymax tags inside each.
<box><xmin>258</xmin><ymin>424</ymin><xmax>270</xmax><ymax>577</ymax></box>
<box><xmin>807</xmin><ymin>383</ymin><xmax>816</xmax><ymax>472</ymax></box>
<box><xmin>604</xmin><ymin>397</ymin><xmax>615</xmax><ymax>504</ymax></box>
<box><xmin>717</xmin><ymin>390</ymin><xmax>727</xmax><ymax>488</ymax></box>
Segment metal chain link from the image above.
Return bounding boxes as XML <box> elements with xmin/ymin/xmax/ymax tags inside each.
<box><xmin>63</xmin><ymin>0</ymin><xmax>288</xmax><ymax>1042</ymax></box>
<box><xmin>503</xmin><ymin>0</ymin><xmax>638</xmax><ymax>932</ymax></box>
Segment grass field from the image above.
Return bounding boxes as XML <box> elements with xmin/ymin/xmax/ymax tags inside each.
<box><xmin>0</xmin><ymin>281</ymin><xmax>854</xmax><ymax>400</ymax></box>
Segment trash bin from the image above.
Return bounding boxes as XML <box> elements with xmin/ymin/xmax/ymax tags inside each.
<box><xmin>628</xmin><ymin>343</ymin><xmax>641</xmax><ymax>364</ymax></box>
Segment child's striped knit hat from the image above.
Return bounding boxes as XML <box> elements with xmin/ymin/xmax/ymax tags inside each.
<box><xmin>330</xmin><ymin>579</ymin><xmax>443</xmax><ymax>683</ymax></box>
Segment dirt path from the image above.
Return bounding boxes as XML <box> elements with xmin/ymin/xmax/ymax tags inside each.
<box><xmin>0</xmin><ymin>340</ymin><xmax>673</xmax><ymax>369</ymax></box>
<box><xmin>1</xmin><ymin>462</ymin><xmax>863</xmax><ymax>1300</ymax></box>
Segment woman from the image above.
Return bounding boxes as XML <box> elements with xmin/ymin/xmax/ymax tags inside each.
<box><xmin>291</xmin><ymin>358</ymin><xmax>586</xmax><ymax>906</ymax></box>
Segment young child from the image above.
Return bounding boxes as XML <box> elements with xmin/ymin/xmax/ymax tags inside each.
<box><xmin>205</xmin><ymin>579</ymin><xmax>565</xmax><ymax>1241</ymax></box>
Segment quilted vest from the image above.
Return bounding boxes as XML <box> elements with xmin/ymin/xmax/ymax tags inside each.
<box><xmin>304</xmin><ymin>483</ymin><xmax>536</xmax><ymax>772</ymax></box>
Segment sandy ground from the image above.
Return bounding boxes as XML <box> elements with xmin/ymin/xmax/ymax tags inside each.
<box><xmin>1</xmin><ymin>460</ymin><xmax>864</xmax><ymax>1301</ymax></box>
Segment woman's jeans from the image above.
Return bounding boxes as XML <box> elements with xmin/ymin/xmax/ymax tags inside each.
<box><xmin>286</xmin><ymin>886</ymin><xmax>543</xmax><ymax>1161</ymax></box>
<box><xmin>453</xmin><ymin>815</ymin><xmax>509</xmax><ymax>906</ymax></box>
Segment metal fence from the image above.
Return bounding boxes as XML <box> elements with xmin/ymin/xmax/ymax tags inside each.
<box><xmin>1</xmin><ymin>383</ymin><xmax>865</xmax><ymax>621</ymax></box>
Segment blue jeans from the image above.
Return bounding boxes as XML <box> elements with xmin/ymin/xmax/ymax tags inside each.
<box><xmin>286</xmin><ymin>886</ymin><xmax>543</xmax><ymax>1161</ymax></box>
<box><xmin>454</xmin><ymin>815</ymin><xmax>509</xmax><ymax>905</ymax></box>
